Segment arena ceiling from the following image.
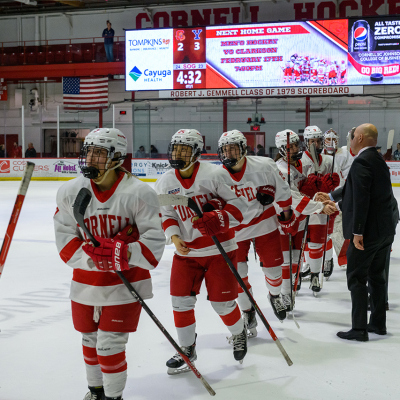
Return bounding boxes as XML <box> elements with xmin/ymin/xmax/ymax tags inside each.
<box><xmin>0</xmin><ymin>0</ymin><xmax>249</xmax><ymax>16</ymax></box>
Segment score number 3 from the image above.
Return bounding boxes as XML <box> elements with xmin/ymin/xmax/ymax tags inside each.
<box><xmin>177</xmin><ymin>71</ymin><xmax>202</xmax><ymax>84</ymax></box>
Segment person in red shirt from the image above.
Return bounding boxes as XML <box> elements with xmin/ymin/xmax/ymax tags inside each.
<box><xmin>12</xmin><ymin>142</ymin><xmax>22</xmax><ymax>158</ymax></box>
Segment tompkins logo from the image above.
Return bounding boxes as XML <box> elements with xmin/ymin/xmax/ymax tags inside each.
<box><xmin>129</xmin><ymin>66</ymin><xmax>142</xmax><ymax>81</ymax></box>
<box><xmin>128</xmin><ymin>39</ymin><xmax>162</xmax><ymax>47</ymax></box>
<box><xmin>0</xmin><ymin>160</ymin><xmax>10</xmax><ymax>173</ymax></box>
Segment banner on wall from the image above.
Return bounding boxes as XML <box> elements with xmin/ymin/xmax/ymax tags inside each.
<box><xmin>387</xmin><ymin>161</ymin><xmax>400</xmax><ymax>185</ymax></box>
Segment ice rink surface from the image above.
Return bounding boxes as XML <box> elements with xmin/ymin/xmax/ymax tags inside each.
<box><xmin>0</xmin><ymin>181</ymin><xmax>399</xmax><ymax>400</ymax></box>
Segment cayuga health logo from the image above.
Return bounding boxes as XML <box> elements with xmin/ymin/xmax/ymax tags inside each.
<box><xmin>129</xmin><ymin>66</ymin><xmax>142</xmax><ymax>81</ymax></box>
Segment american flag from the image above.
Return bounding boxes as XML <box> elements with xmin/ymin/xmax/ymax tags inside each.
<box><xmin>62</xmin><ymin>77</ymin><xmax>108</xmax><ymax>110</ymax></box>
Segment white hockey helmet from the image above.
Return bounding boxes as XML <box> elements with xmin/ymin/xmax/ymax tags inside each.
<box><xmin>275</xmin><ymin>129</ymin><xmax>302</xmax><ymax>160</ymax></box>
<box><xmin>304</xmin><ymin>125</ymin><xmax>323</xmax><ymax>153</ymax></box>
<box><xmin>79</xmin><ymin>128</ymin><xmax>128</xmax><ymax>179</ymax></box>
<box><xmin>323</xmin><ymin>128</ymin><xmax>339</xmax><ymax>154</ymax></box>
<box><xmin>217</xmin><ymin>130</ymin><xmax>247</xmax><ymax>168</ymax></box>
<box><xmin>168</xmin><ymin>129</ymin><xmax>203</xmax><ymax>170</ymax></box>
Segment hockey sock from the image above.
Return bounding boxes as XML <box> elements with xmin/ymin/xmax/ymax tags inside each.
<box><xmin>262</xmin><ymin>265</ymin><xmax>282</xmax><ymax>296</ymax></box>
<box><xmin>82</xmin><ymin>332</ymin><xmax>103</xmax><ymax>387</ymax></box>
<box><xmin>97</xmin><ymin>330</ymin><xmax>128</xmax><ymax>399</ymax></box>
<box><xmin>305</xmin><ymin>243</ymin><xmax>324</xmax><ymax>273</ymax></box>
<box><xmin>326</xmin><ymin>238</ymin><xmax>333</xmax><ymax>261</ymax></box>
<box><xmin>171</xmin><ymin>295</ymin><xmax>197</xmax><ymax>347</ymax></box>
<box><xmin>236</xmin><ymin>262</ymin><xmax>253</xmax><ymax>310</ymax></box>
<box><xmin>211</xmin><ymin>300</ymin><xmax>243</xmax><ymax>335</ymax></box>
<box><xmin>281</xmin><ymin>264</ymin><xmax>298</xmax><ymax>295</ymax></box>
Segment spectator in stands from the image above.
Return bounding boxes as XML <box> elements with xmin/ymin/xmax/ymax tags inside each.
<box><xmin>12</xmin><ymin>142</ymin><xmax>22</xmax><ymax>158</ymax></box>
<box><xmin>102</xmin><ymin>20</ymin><xmax>115</xmax><ymax>62</ymax></box>
<box><xmin>246</xmin><ymin>145</ymin><xmax>255</xmax><ymax>155</ymax></box>
<box><xmin>25</xmin><ymin>142</ymin><xmax>37</xmax><ymax>158</ymax></box>
<box><xmin>135</xmin><ymin>146</ymin><xmax>146</xmax><ymax>158</ymax></box>
<box><xmin>150</xmin><ymin>144</ymin><xmax>159</xmax><ymax>158</ymax></box>
<box><xmin>0</xmin><ymin>144</ymin><xmax>5</xmax><ymax>157</ymax></box>
<box><xmin>393</xmin><ymin>143</ymin><xmax>400</xmax><ymax>161</ymax></box>
<box><xmin>256</xmin><ymin>144</ymin><xmax>266</xmax><ymax>156</ymax></box>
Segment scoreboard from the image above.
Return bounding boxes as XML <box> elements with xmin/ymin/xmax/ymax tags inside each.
<box><xmin>125</xmin><ymin>16</ymin><xmax>400</xmax><ymax>91</ymax></box>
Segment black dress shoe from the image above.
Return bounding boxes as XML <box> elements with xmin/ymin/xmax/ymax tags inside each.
<box><xmin>367</xmin><ymin>324</ymin><xmax>387</xmax><ymax>335</ymax></box>
<box><xmin>337</xmin><ymin>329</ymin><xmax>369</xmax><ymax>342</ymax></box>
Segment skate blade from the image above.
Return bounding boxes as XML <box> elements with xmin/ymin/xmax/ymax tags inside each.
<box><xmin>247</xmin><ymin>328</ymin><xmax>258</xmax><ymax>338</ymax></box>
<box><xmin>313</xmin><ymin>291</ymin><xmax>318</xmax><ymax>298</ymax></box>
<box><xmin>167</xmin><ymin>366</ymin><xmax>192</xmax><ymax>375</ymax></box>
<box><xmin>239</xmin><ymin>359</ymin><xmax>244</xmax><ymax>364</ymax></box>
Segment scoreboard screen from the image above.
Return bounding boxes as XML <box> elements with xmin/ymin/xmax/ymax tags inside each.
<box><xmin>125</xmin><ymin>17</ymin><xmax>400</xmax><ymax>91</ymax></box>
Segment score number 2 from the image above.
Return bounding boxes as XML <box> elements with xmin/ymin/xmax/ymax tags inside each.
<box><xmin>177</xmin><ymin>43</ymin><xmax>201</xmax><ymax>51</ymax></box>
<box><xmin>177</xmin><ymin>70</ymin><xmax>202</xmax><ymax>85</ymax></box>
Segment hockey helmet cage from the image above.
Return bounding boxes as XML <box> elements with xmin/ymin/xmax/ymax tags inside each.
<box><xmin>218</xmin><ymin>130</ymin><xmax>247</xmax><ymax>168</ymax></box>
<box><xmin>168</xmin><ymin>129</ymin><xmax>204</xmax><ymax>170</ymax></box>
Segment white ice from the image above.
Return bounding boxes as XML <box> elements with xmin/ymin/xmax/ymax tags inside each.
<box><xmin>0</xmin><ymin>181</ymin><xmax>399</xmax><ymax>400</ymax></box>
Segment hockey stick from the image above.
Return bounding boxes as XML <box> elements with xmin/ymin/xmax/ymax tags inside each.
<box><xmin>158</xmin><ymin>194</ymin><xmax>293</xmax><ymax>367</ymax></box>
<box><xmin>0</xmin><ymin>162</ymin><xmax>35</xmax><ymax>279</ymax></box>
<box><xmin>286</xmin><ymin>132</ymin><xmax>294</xmax><ymax>313</ymax></box>
<box><xmin>73</xmin><ymin>188</ymin><xmax>216</xmax><ymax>397</ymax></box>
<box><xmin>293</xmin><ymin>216</ymin><xmax>310</xmax><ymax>294</ymax></box>
<box><xmin>383</xmin><ymin>129</ymin><xmax>394</xmax><ymax>161</ymax></box>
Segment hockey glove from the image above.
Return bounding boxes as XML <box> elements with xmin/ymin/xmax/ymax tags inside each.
<box><xmin>278</xmin><ymin>211</ymin><xmax>299</xmax><ymax>236</ymax></box>
<box><xmin>82</xmin><ymin>237</ymin><xmax>130</xmax><ymax>272</ymax></box>
<box><xmin>202</xmin><ymin>197</ymin><xmax>226</xmax><ymax>213</ymax></box>
<box><xmin>318</xmin><ymin>173</ymin><xmax>340</xmax><ymax>193</ymax></box>
<box><xmin>114</xmin><ymin>224</ymin><xmax>139</xmax><ymax>244</ymax></box>
<box><xmin>192</xmin><ymin>210</ymin><xmax>229</xmax><ymax>236</ymax></box>
<box><xmin>256</xmin><ymin>185</ymin><xmax>276</xmax><ymax>206</ymax></box>
<box><xmin>298</xmin><ymin>175</ymin><xmax>319</xmax><ymax>198</ymax></box>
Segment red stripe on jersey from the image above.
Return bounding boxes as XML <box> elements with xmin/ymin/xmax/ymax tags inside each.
<box><xmin>276</xmin><ymin>198</ymin><xmax>292</xmax><ymax>208</ymax></box>
<box><xmin>175</xmin><ymin>162</ymin><xmax>200</xmax><ymax>189</ymax></box>
<box><xmin>235</xmin><ymin>207</ymin><xmax>275</xmax><ymax>231</ymax></box>
<box><xmin>54</xmin><ymin>207</ymin><xmax>59</xmax><ymax>216</ymax></box>
<box><xmin>73</xmin><ymin>267</ymin><xmax>151</xmax><ymax>286</ymax></box>
<box><xmin>296</xmin><ymin>197</ymin><xmax>311</xmax><ymax>213</ymax></box>
<box><xmin>91</xmin><ymin>171</ymin><xmax>125</xmax><ymax>203</ymax></box>
<box><xmin>60</xmin><ymin>237</ymin><xmax>84</xmax><ymax>263</ymax></box>
<box><xmin>223</xmin><ymin>157</ymin><xmax>247</xmax><ymax>182</ymax></box>
<box><xmin>173</xmin><ymin>309</ymin><xmax>195</xmax><ymax>328</ymax></box>
<box><xmin>82</xmin><ymin>346</ymin><xmax>99</xmax><ymax>366</ymax></box>
<box><xmin>98</xmin><ymin>352</ymin><xmax>127</xmax><ymax>374</ymax></box>
<box><xmin>224</xmin><ymin>204</ymin><xmax>243</xmax><ymax>223</ymax></box>
<box><xmin>162</xmin><ymin>218</ymin><xmax>179</xmax><ymax>232</ymax></box>
<box><xmin>185</xmin><ymin>229</ymin><xmax>235</xmax><ymax>249</ymax></box>
<box><xmin>138</xmin><ymin>241</ymin><xmax>159</xmax><ymax>268</ymax></box>
<box><xmin>219</xmin><ymin>304</ymin><xmax>241</xmax><ymax>327</ymax></box>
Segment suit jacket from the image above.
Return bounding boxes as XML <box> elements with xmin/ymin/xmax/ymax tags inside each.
<box><xmin>331</xmin><ymin>147</ymin><xmax>397</xmax><ymax>240</ymax></box>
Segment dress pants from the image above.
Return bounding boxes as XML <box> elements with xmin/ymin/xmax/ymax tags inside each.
<box><xmin>346</xmin><ymin>234</ymin><xmax>394</xmax><ymax>330</ymax></box>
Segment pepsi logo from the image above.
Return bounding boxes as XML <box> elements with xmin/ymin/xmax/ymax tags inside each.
<box><xmin>0</xmin><ymin>160</ymin><xmax>10</xmax><ymax>173</ymax></box>
<box><xmin>354</xmin><ymin>27</ymin><xmax>367</xmax><ymax>42</ymax></box>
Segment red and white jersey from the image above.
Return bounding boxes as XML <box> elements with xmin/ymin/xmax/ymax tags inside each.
<box><xmin>154</xmin><ymin>162</ymin><xmax>246</xmax><ymax>257</ymax></box>
<box><xmin>54</xmin><ymin>173</ymin><xmax>166</xmax><ymax>307</ymax></box>
<box><xmin>217</xmin><ymin>156</ymin><xmax>292</xmax><ymax>242</ymax></box>
<box><xmin>283</xmin><ymin>67</ymin><xmax>292</xmax><ymax>76</ymax></box>
<box><xmin>275</xmin><ymin>157</ymin><xmax>324</xmax><ymax>218</ymax></box>
<box><xmin>324</xmin><ymin>146</ymin><xmax>354</xmax><ymax>187</ymax></box>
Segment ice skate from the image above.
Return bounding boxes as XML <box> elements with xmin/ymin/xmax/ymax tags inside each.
<box><xmin>282</xmin><ymin>293</ymin><xmax>294</xmax><ymax>312</ymax></box>
<box><xmin>228</xmin><ymin>328</ymin><xmax>248</xmax><ymax>364</ymax></box>
<box><xmin>301</xmin><ymin>264</ymin><xmax>311</xmax><ymax>281</ymax></box>
<box><xmin>324</xmin><ymin>258</ymin><xmax>334</xmax><ymax>280</ymax></box>
<box><xmin>294</xmin><ymin>273</ymin><xmax>301</xmax><ymax>292</ymax></box>
<box><xmin>83</xmin><ymin>386</ymin><xmax>105</xmax><ymax>400</ymax></box>
<box><xmin>166</xmin><ymin>336</ymin><xmax>197</xmax><ymax>375</ymax></box>
<box><xmin>243</xmin><ymin>307</ymin><xmax>258</xmax><ymax>338</ymax></box>
<box><xmin>268</xmin><ymin>293</ymin><xmax>287</xmax><ymax>321</ymax></box>
<box><xmin>310</xmin><ymin>273</ymin><xmax>321</xmax><ymax>297</ymax></box>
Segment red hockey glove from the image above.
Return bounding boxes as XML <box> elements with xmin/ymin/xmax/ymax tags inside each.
<box><xmin>318</xmin><ymin>173</ymin><xmax>340</xmax><ymax>193</ymax></box>
<box><xmin>192</xmin><ymin>210</ymin><xmax>229</xmax><ymax>236</ymax></box>
<box><xmin>278</xmin><ymin>211</ymin><xmax>299</xmax><ymax>236</ymax></box>
<box><xmin>298</xmin><ymin>175</ymin><xmax>319</xmax><ymax>198</ymax></box>
<box><xmin>256</xmin><ymin>185</ymin><xmax>276</xmax><ymax>206</ymax></box>
<box><xmin>82</xmin><ymin>237</ymin><xmax>130</xmax><ymax>272</ymax></box>
<box><xmin>114</xmin><ymin>224</ymin><xmax>139</xmax><ymax>244</ymax></box>
<box><xmin>202</xmin><ymin>197</ymin><xmax>226</xmax><ymax>213</ymax></box>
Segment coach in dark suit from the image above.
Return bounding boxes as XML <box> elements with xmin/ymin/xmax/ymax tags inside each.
<box><xmin>327</xmin><ymin>124</ymin><xmax>396</xmax><ymax>341</ymax></box>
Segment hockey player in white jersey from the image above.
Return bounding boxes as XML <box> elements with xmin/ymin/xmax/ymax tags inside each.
<box><xmin>216</xmin><ymin>130</ymin><xmax>294</xmax><ymax>329</ymax></box>
<box><xmin>54</xmin><ymin>128</ymin><xmax>166</xmax><ymax>400</ymax></box>
<box><xmin>275</xmin><ymin>130</ymin><xmax>337</xmax><ymax>308</ymax></box>
<box><xmin>300</xmin><ymin>126</ymin><xmax>340</xmax><ymax>295</ymax></box>
<box><xmin>321</xmin><ymin>129</ymin><xmax>354</xmax><ymax>275</ymax></box>
<box><xmin>155</xmin><ymin>129</ymin><xmax>248</xmax><ymax>374</ymax></box>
